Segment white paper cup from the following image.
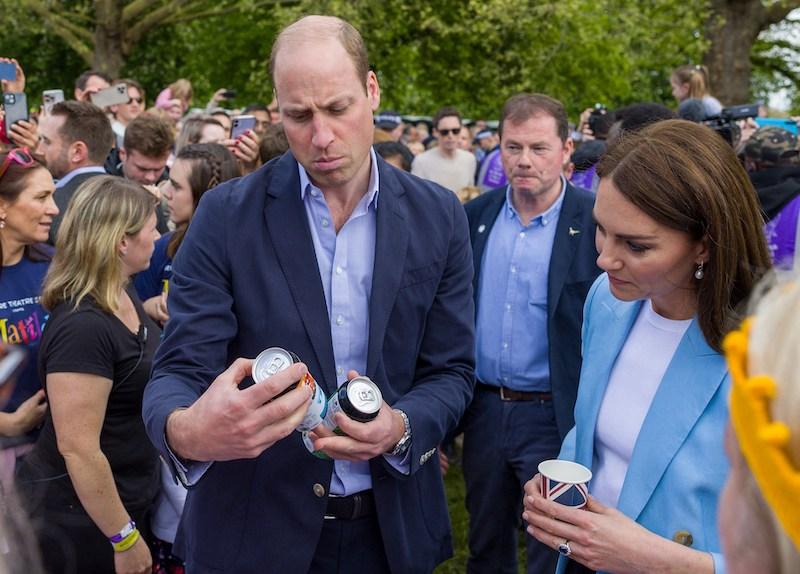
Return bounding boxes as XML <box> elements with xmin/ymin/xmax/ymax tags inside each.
<box><xmin>538</xmin><ymin>459</ymin><xmax>592</xmax><ymax>508</ymax></box>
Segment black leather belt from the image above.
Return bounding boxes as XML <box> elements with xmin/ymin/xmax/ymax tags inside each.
<box><xmin>324</xmin><ymin>490</ymin><xmax>375</xmax><ymax>520</ymax></box>
<box><xmin>477</xmin><ymin>381</ymin><xmax>552</xmax><ymax>402</ymax></box>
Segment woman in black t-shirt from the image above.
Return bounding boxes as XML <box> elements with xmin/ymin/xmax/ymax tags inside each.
<box><xmin>17</xmin><ymin>176</ymin><xmax>160</xmax><ymax>574</ymax></box>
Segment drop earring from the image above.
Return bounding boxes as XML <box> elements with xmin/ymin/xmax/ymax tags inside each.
<box><xmin>0</xmin><ymin>216</ymin><xmax>6</xmax><ymax>229</ymax></box>
<box><xmin>694</xmin><ymin>262</ymin><xmax>705</xmax><ymax>280</ymax></box>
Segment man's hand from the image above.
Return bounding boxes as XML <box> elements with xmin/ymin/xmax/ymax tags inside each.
<box><xmin>307</xmin><ymin>369</ymin><xmax>405</xmax><ymax>461</ymax></box>
<box><xmin>9</xmin><ymin>119</ymin><xmax>38</xmax><ymax>149</ymax></box>
<box><xmin>0</xmin><ymin>58</ymin><xmax>25</xmax><ymax>93</ymax></box>
<box><xmin>142</xmin><ymin>293</ymin><xmax>169</xmax><ymax>324</ymax></box>
<box><xmin>165</xmin><ymin>358</ymin><xmax>312</xmax><ymax>462</ymax></box>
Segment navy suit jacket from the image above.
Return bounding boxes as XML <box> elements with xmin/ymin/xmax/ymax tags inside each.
<box><xmin>142</xmin><ymin>151</ymin><xmax>475</xmax><ymax>574</ymax></box>
<box><xmin>463</xmin><ymin>182</ymin><xmax>600</xmax><ymax>438</ymax></box>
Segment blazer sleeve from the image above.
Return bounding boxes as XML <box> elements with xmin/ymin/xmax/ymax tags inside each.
<box><xmin>142</xmin><ymin>186</ymin><xmax>237</xmax><ymax>467</ymax></box>
<box><xmin>390</xmin><ymin>191</ymin><xmax>476</xmax><ymax>477</ymax></box>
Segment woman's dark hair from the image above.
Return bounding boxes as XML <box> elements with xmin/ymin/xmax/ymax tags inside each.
<box><xmin>167</xmin><ymin>143</ymin><xmax>240</xmax><ymax>258</ymax></box>
<box><xmin>597</xmin><ymin>120</ymin><xmax>771</xmax><ymax>351</ymax></box>
<box><xmin>374</xmin><ymin>141</ymin><xmax>414</xmax><ymax>172</ymax></box>
<box><xmin>0</xmin><ymin>151</ymin><xmax>52</xmax><ymax>278</ymax></box>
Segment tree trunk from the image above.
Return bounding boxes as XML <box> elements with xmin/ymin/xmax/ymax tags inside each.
<box><xmin>703</xmin><ymin>0</ymin><xmax>765</xmax><ymax>106</ymax></box>
<box><xmin>93</xmin><ymin>0</ymin><xmax>125</xmax><ymax>77</ymax></box>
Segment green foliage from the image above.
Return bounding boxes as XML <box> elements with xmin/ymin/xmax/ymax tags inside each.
<box><xmin>751</xmin><ymin>17</ymin><xmax>800</xmax><ymax>113</ymax></box>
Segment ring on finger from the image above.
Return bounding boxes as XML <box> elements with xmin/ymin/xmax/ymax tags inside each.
<box><xmin>557</xmin><ymin>539</ymin><xmax>572</xmax><ymax>557</ymax></box>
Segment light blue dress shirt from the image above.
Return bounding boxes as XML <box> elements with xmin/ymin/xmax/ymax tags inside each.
<box><xmin>475</xmin><ymin>179</ymin><xmax>565</xmax><ymax>392</ymax></box>
<box><xmin>54</xmin><ymin>165</ymin><xmax>107</xmax><ymax>188</ymax></box>
<box><xmin>300</xmin><ymin>149</ymin><xmax>408</xmax><ymax>495</ymax></box>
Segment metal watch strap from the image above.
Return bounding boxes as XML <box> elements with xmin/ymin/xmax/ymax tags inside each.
<box><xmin>389</xmin><ymin>409</ymin><xmax>411</xmax><ymax>456</ymax></box>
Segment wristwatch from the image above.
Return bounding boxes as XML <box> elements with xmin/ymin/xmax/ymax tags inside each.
<box><xmin>388</xmin><ymin>409</ymin><xmax>412</xmax><ymax>456</ymax></box>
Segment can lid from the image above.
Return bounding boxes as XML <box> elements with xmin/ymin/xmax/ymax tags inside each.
<box><xmin>253</xmin><ymin>347</ymin><xmax>295</xmax><ymax>384</ymax></box>
<box><xmin>343</xmin><ymin>377</ymin><xmax>383</xmax><ymax>420</ymax></box>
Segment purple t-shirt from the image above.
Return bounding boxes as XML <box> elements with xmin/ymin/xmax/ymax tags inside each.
<box><xmin>764</xmin><ymin>194</ymin><xmax>800</xmax><ymax>267</ymax></box>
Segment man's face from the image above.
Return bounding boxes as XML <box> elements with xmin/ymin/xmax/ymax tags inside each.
<box><xmin>120</xmin><ymin>148</ymin><xmax>168</xmax><ymax>185</ymax></box>
<box><xmin>434</xmin><ymin>116</ymin><xmax>462</xmax><ymax>154</ymax></box>
<box><xmin>75</xmin><ymin>74</ymin><xmax>110</xmax><ymax>102</ymax></box>
<box><xmin>500</xmin><ymin>113</ymin><xmax>572</xmax><ymax>202</ymax></box>
<box><xmin>275</xmin><ymin>36</ymin><xmax>379</xmax><ymax>194</ymax></box>
<box><xmin>114</xmin><ymin>86</ymin><xmax>144</xmax><ymax>124</ymax></box>
<box><xmin>36</xmin><ymin>114</ymin><xmax>71</xmax><ymax>179</ymax></box>
<box><xmin>252</xmin><ymin>110</ymin><xmax>270</xmax><ymax>136</ymax></box>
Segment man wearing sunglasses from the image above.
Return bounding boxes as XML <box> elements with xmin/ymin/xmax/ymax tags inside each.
<box><xmin>109</xmin><ymin>78</ymin><xmax>145</xmax><ymax>148</ymax></box>
<box><xmin>411</xmin><ymin>106</ymin><xmax>476</xmax><ymax>193</ymax></box>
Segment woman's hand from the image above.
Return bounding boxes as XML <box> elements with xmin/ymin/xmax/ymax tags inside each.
<box><xmin>224</xmin><ymin>129</ymin><xmax>260</xmax><ymax>174</ymax></box>
<box><xmin>9</xmin><ymin>119</ymin><xmax>38</xmax><ymax>149</ymax></box>
<box><xmin>113</xmin><ymin>534</ymin><xmax>152</xmax><ymax>574</ymax></box>
<box><xmin>1</xmin><ymin>390</ymin><xmax>48</xmax><ymax>436</ymax></box>
<box><xmin>522</xmin><ymin>473</ymin><xmax>712</xmax><ymax>574</ymax></box>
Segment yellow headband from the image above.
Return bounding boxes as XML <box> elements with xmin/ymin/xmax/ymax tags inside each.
<box><xmin>724</xmin><ymin>318</ymin><xmax>800</xmax><ymax>551</ymax></box>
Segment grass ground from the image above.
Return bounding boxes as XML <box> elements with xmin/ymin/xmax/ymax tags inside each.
<box><xmin>434</xmin><ymin>461</ymin><xmax>527</xmax><ymax>573</ymax></box>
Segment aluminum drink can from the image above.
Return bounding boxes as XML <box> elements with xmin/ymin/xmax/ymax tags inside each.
<box><xmin>252</xmin><ymin>347</ymin><xmax>327</xmax><ymax>432</ymax></box>
<box><xmin>304</xmin><ymin>376</ymin><xmax>383</xmax><ymax>458</ymax></box>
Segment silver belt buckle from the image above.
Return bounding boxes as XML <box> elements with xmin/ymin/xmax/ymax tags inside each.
<box><xmin>499</xmin><ymin>386</ymin><xmax>512</xmax><ymax>401</ymax></box>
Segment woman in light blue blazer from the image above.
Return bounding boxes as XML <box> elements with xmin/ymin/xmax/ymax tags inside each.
<box><xmin>522</xmin><ymin>120</ymin><xmax>772</xmax><ymax>574</ymax></box>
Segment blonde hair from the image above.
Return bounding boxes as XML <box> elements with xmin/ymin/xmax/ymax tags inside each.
<box><xmin>746</xmin><ymin>272</ymin><xmax>800</xmax><ymax>571</ymax></box>
<box><xmin>169</xmin><ymin>78</ymin><xmax>193</xmax><ymax>104</ymax></box>
<box><xmin>41</xmin><ymin>176</ymin><xmax>155</xmax><ymax>314</ymax></box>
<box><xmin>672</xmin><ymin>64</ymin><xmax>712</xmax><ymax>100</ymax></box>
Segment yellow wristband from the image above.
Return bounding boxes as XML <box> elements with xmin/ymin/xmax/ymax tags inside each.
<box><xmin>112</xmin><ymin>528</ymin><xmax>140</xmax><ymax>552</ymax></box>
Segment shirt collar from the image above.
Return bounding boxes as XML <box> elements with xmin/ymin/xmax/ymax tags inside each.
<box><xmin>298</xmin><ymin>148</ymin><xmax>380</xmax><ymax>209</ymax></box>
<box><xmin>54</xmin><ymin>165</ymin><xmax>107</xmax><ymax>189</ymax></box>
<box><xmin>504</xmin><ymin>175</ymin><xmax>566</xmax><ymax>227</ymax></box>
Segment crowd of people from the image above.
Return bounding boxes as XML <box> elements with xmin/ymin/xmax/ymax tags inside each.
<box><xmin>1</xmin><ymin>13</ymin><xmax>800</xmax><ymax>574</ymax></box>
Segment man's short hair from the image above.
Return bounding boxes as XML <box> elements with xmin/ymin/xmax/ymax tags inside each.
<box><xmin>50</xmin><ymin>101</ymin><xmax>115</xmax><ymax>164</ymax></box>
<box><xmin>259</xmin><ymin>123</ymin><xmax>290</xmax><ymax>163</ymax></box>
<box><xmin>269</xmin><ymin>16</ymin><xmax>370</xmax><ymax>91</ymax></box>
<box><xmin>243</xmin><ymin>103</ymin><xmax>269</xmax><ymax>114</ymax></box>
<box><xmin>433</xmin><ymin>107</ymin><xmax>461</xmax><ymax>131</ymax></box>
<box><xmin>117</xmin><ymin>78</ymin><xmax>145</xmax><ymax>99</ymax></box>
<box><xmin>75</xmin><ymin>70</ymin><xmax>112</xmax><ymax>92</ymax></box>
<box><xmin>614</xmin><ymin>103</ymin><xmax>676</xmax><ymax>134</ymax></box>
<box><xmin>123</xmin><ymin>113</ymin><xmax>175</xmax><ymax>158</ymax></box>
<box><xmin>499</xmin><ymin>93</ymin><xmax>568</xmax><ymax>142</ymax></box>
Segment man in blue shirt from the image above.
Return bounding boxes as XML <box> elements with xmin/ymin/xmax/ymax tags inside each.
<box><xmin>143</xmin><ymin>15</ymin><xmax>475</xmax><ymax>574</ymax></box>
<box><xmin>462</xmin><ymin>93</ymin><xmax>601</xmax><ymax>574</ymax></box>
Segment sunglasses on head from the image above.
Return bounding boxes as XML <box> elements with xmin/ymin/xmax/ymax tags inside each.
<box><xmin>438</xmin><ymin>127</ymin><xmax>462</xmax><ymax>137</ymax></box>
<box><xmin>128</xmin><ymin>97</ymin><xmax>144</xmax><ymax>104</ymax></box>
<box><xmin>0</xmin><ymin>148</ymin><xmax>36</xmax><ymax>183</ymax></box>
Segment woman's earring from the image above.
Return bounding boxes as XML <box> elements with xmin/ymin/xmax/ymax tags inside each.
<box><xmin>694</xmin><ymin>262</ymin><xmax>705</xmax><ymax>280</ymax></box>
<box><xmin>0</xmin><ymin>216</ymin><xmax>6</xmax><ymax>229</ymax></box>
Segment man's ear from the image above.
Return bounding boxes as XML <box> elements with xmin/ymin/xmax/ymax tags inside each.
<box><xmin>119</xmin><ymin>147</ymin><xmax>127</xmax><ymax>162</ymax></box>
<box><xmin>70</xmin><ymin>140</ymin><xmax>90</xmax><ymax>165</ymax></box>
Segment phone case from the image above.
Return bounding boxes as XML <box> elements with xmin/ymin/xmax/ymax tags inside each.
<box><xmin>90</xmin><ymin>84</ymin><xmax>129</xmax><ymax>108</ymax></box>
<box><xmin>3</xmin><ymin>92</ymin><xmax>29</xmax><ymax>138</ymax></box>
<box><xmin>231</xmin><ymin>115</ymin><xmax>256</xmax><ymax>139</ymax></box>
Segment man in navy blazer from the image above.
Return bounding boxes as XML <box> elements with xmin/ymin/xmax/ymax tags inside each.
<box><xmin>142</xmin><ymin>15</ymin><xmax>474</xmax><ymax>574</ymax></box>
<box><xmin>460</xmin><ymin>94</ymin><xmax>600</xmax><ymax>574</ymax></box>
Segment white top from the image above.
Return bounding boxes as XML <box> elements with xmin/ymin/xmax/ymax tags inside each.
<box><xmin>591</xmin><ymin>300</ymin><xmax>692</xmax><ymax>508</ymax></box>
<box><xmin>411</xmin><ymin>147</ymin><xmax>476</xmax><ymax>193</ymax></box>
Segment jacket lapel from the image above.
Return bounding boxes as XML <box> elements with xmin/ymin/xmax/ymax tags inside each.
<box><xmin>264</xmin><ymin>153</ymin><xmax>336</xmax><ymax>393</ymax></box>
<box><xmin>366</xmin><ymin>163</ymin><xmax>408</xmax><ymax>377</ymax></box>
<box><xmin>547</xmin><ymin>183</ymin><xmax>585</xmax><ymax>317</ymax></box>
<box><xmin>616</xmin><ymin>321</ymin><xmax>726</xmax><ymax>520</ymax></box>
<box><xmin>574</xmin><ymin>295</ymin><xmax>641</xmax><ymax>468</ymax></box>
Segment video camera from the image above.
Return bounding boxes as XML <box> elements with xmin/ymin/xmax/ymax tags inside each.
<box><xmin>703</xmin><ymin>103</ymin><xmax>760</xmax><ymax>147</ymax></box>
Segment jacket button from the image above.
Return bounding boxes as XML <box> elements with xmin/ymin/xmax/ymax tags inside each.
<box><xmin>672</xmin><ymin>530</ymin><xmax>693</xmax><ymax>546</ymax></box>
<box><xmin>313</xmin><ymin>483</ymin><xmax>326</xmax><ymax>498</ymax></box>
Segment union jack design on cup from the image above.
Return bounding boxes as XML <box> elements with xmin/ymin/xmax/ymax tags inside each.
<box><xmin>540</xmin><ymin>475</ymin><xmax>589</xmax><ymax>508</ymax></box>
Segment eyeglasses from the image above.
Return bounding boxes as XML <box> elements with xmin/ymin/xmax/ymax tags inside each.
<box><xmin>129</xmin><ymin>97</ymin><xmax>144</xmax><ymax>104</ymax></box>
<box><xmin>0</xmin><ymin>148</ymin><xmax>36</xmax><ymax>183</ymax></box>
<box><xmin>438</xmin><ymin>128</ymin><xmax>462</xmax><ymax>137</ymax></box>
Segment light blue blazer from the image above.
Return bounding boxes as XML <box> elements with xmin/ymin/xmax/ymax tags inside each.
<box><xmin>556</xmin><ymin>274</ymin><xmax>729</xmax><ymax>574</ymax></box>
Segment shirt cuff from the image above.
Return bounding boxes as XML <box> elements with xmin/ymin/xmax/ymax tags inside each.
<box><xmin>163</xmin><ymin>432</ymin><xmax>213</xmax><ymax>487</ymax></box>
<box><xmin>382</xmin><ymin>445</ymin><xmax>411</xmax><ymax>475</ymax></box>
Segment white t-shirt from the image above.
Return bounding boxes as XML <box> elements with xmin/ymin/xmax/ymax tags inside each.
<box><xmin>411</xmin><ymin>147</ymin><xmax>476</xmax><ymax>193</ymax></box>
<box><xmin>591</xmin><ymin>300</ymin><xmax>692</xmax><ymax>508</ymax></box>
